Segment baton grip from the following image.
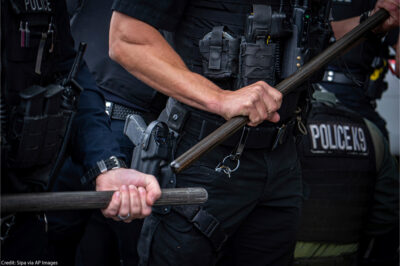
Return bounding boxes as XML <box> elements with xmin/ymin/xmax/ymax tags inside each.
<box><xmin>1</xmin><ymin>187</ymin><xmax>208</xmax><ymax>213</ymax></box>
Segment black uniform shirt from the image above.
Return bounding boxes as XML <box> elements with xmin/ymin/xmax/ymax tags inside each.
<box><xmin>112</xmin><ymin>1</ymin><xmax>188</xmax><ymax>32</ymax></box>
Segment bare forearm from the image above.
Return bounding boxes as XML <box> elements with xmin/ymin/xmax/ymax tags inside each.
<box><xmin>109</xmin><ymin>12</ymin><xmax>224</xmax><ymax>114</ymax></box>
<box><xmin>109</xmin><ymin>11</ymin><xmax>283</xmax><ymax>126</ymax></box>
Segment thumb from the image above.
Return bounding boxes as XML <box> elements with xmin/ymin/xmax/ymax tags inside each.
<box><xmin>144</xmin><ymin>174</ymin><xmax>162</xmax><ymax>205</ymax></box>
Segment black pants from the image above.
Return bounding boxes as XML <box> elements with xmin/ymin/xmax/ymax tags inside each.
<box><xmin>138</xmin><ymin>124</ymin><xmax>303</xmax><ymax>266</ymax></box>
<box><xmin>1</xmin><ymin>214</ymin><xmax>53</xmax><ymax>262</ymax></box>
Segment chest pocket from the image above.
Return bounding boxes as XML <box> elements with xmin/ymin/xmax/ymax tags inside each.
<box><xmin>5</xmin><ymin>0</ymin><xmax>55</xmax><ymax>64</ymax></box>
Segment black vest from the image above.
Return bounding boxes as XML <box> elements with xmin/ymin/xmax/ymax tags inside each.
<box><xmin>174</xmin><ymin>0</ymin><xmax>331</xmax><ymax>122</ymax></box>
<box><xmin>67</xmin><ymin>0</ymin><xmax>165</xmax><ymax>113</ymax></box>
<box><xmin>297</xmin><ymin>101</ymin><xmax>376</xmax><ymax>243</ymax></box>
<box><xmin>2</xmin><ymin>0</ymin><xmax>76</xmax><ymax>105</ymax></box>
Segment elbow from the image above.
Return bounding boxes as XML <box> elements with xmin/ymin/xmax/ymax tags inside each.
<box><xmin>109</xmin><ymin>35</ymin><xmax>123</xmax><ymax>63</ymax></box>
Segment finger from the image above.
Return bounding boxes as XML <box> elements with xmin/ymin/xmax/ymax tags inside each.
<box><xmin>139</xmin><ymin>187</ymin><xmax>152</xmax><ymax>218</ymax></box>
<box><xmin>268</xmin><ymin>112</ymin><xmax>281</xmax><ymax>123</ymax></box>
<box><xmin>250</xmin><ymin>101</ymin><xmax>266</xmax><ymax>126</ymax></box>
<box><xmin>129</xmin><ymin>185</ymin><xmax>142</xmax><ymax>220</ymax></box>
<box><xmin>264</xmin><ymin>86</ymin><xmax>283</xmax><ymax>107</ymax></box>
<box><xmin>144</xmin><ymin>174</ymin><xmax>162</xmax><ymax>206</ymax></box>
<box><xmin>262</xmin><ymin>95</ymin><xmax>281</xmax><ymax>124</ymax></box>
<box><xmin>118</xmin><ymin>185</ymin><xmax>130</xmax><ymax>222</ymax></box>
<box><xmin>102</xmin><ymin>191</ymin><xmax>120</xmax><ymax>218</ymax></box>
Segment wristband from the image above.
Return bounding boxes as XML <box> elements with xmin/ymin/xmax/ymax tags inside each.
<box><xmin>81</xmin><ymin>156</ymin><xmax>126</xmax><ymax>184</ymax></box>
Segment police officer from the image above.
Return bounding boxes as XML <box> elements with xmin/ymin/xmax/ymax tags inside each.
<box><xmin>107</xmin><ymin>1</ymin><xmax>326</xmax><ymax>265</ymax></box>
<box><xmin>294</xmin><ymin>90</ymin><xmax>399</xmax><ymax>266</ymax></box>
<box><xmin>107</xmin><ymin>0</ymin><xmax>399</xmax><ymax>265</ymax></box>
<box><xmin>48</xmin><ymin>0</ymin><xmax>167</xmax><ymax>265</ymax></box>
<box><xmin>1</xmin><ymin>0</ymin><xmax>161</xmax><ymax>261</ymax></box>
<box><xmin>322</xmin><ymin>0</ymin><xmax>399</xmax><ymax>140</ymax></box>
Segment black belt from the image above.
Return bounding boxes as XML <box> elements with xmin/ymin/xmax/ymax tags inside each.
<box><xmin>180</xmin><ymin>111</ymin><xmax>295</xmax><ymax>150</ymax></box>
<box><xmin>322</xmin><ymin>70</ymin><xmax>366</xmax><ymax>85</ymax></box>
<box><xmin>105</xmin><ymin>101</ymin><xmax>143</xmax><ymax>121</ymax></box>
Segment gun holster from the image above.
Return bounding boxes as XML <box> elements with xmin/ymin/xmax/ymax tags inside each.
<box><xmin>124</xmin><ymin>115</ymin><xmax>174</xmax><ymax>178</ymax></box>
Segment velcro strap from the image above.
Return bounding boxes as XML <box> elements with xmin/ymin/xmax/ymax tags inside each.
<box><xmin>208</xmin><ymin>26</ymin><xmax>224</xmax><ymax>70</ymax></box>
<box><xmin>253</xmin><ymin>5</ymin><xmax>272</xmax><ymax>37</ymax></box>
<box><xmin>173</xmin><ymin>205</ymin><xmax>227</xmax><ymax>251</ymax></box>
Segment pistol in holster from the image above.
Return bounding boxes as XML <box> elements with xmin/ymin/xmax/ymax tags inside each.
<box><xmin>124</xmin><ymin>114</ymin><xmax>176</xmax><ymax>187</ymax></box>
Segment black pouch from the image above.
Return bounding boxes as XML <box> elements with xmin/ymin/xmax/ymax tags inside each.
<box><xmin>238</xmin><ymin>37</ymin><xmax>277</xmax><ymax>87</ymax></box>
<box><xmin>8</xmin><ymin>83</ymin><xmax>66</xmax><ymax>169</ymax></box>
<box><xmin>199</xmin><ymin>26</ymin><xmax>239</xmax><ymax>80</ymax></box>
<box><xmin>8</xmin><ymin>85</ymin><xmax>49</xmax><ymax>168</ymax></box>
<box><xmin>38</xmin><ymin>84</ymin><xmax>65</xmax><ymax>164</ymax></box>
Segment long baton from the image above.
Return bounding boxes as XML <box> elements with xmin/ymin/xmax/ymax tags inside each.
<box><xmin>1</xmin><ymin>187</ymin><xmax>208</xmax><ymax>213</ymax></box>
<box><xmin>170</xmin><ymin>9</ymin><xmax>390</xmax><ymax>173</ymax></box>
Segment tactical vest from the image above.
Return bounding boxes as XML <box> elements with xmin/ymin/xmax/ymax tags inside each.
<box><xmin>297</xmin><ymin>101</ymin><xmax>376</xmax><ymax>243</ymax></box>
<box><xmin>173</xmin><ymin>0</ymin><xmax>332</xmax><ymax>122</ymax></box>
<box><xmin>68</xmin><ymin>0</ymin><xmax>164</xmax><ymax>112</ymax></box>
<box><xmin>2</xmin><ymin>0</ymin><xmax>79</xmax><ymax>192</ymax></box>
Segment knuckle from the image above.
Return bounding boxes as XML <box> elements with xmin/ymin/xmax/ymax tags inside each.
<box><xmin>252</xmin><ymin>85</ymin><xmax>262</xmax><ymax>93</ymax></box>
<box><xmin>243</xmin><ymin>99</ymin><xmax>253</xmax><ymax>108</ymax></box>
<box><xmin>142</xmin><ymin>208</ymin><xmax>152</xmax><ymax>217</ymax></box>
<box><xmin>261</xmin><ymin>112</ymin><xmax>268</xmax><ymax>120</ymax></box>
<box><xmin>255</xmin><ymin>80</ymin><xmax>267</xmax><ymax>87</ymax></box>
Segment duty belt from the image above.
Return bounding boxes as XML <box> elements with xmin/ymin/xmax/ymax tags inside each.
<box><xmin>177</xmin><ymin>110</ymin><xmax>295</xmax><ymax>150</ymax></box>
<box><xmin>105</xmin><ymin>101</ymin><xmax>143</xmax><ymax>121</ymax></box>
<box><xmin>322</xmin><ymin>70</ymin><xmax>366</xmax><ymax>85</ymax></box>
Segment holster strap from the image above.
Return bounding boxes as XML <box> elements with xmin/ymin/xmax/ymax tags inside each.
<box><xmin>173</xmin><ymin>205</ymin><xmax>228</xmax><ymax>251</ymax></box>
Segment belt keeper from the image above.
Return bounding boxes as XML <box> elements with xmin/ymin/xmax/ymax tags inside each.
<box><xmin>105</xmin><ymin>101</ymin><xmax>114</xmax><ymax>116</ymax></box>
<box><xmin>271</xmin><ymin>124</ymin><xmax>287</xmax><ymax>151</ymax></box>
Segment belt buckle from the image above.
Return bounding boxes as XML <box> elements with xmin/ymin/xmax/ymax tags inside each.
<box><xmin>105</xmin><ymin>101</ymin><xmax>114</xmax><ymax>116</ymax></box>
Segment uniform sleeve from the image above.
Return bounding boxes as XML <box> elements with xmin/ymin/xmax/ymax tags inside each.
<box><xmin>70</xmin><ymin>62</ymin><xmax>126</xmax><ymax>171</ymax></box>
<box><xmin>111</xmin><ymin>0</ymin><xmax>188</xmax><ymax>32</ymax></box>
<box><xmin>384</xmin><ymin>28</ymin><xmax>399</xmax><ymax>47</ymax></box>
<box><xmin>365</xmin><ymin>121</ymin><xmax>399</xmax><ymax>236</ymax></box>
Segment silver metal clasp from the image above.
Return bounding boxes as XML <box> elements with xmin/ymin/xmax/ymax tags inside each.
<box><xmin>110</xmin><ymin>155</ymin><xmax>121</xmax><ymax>169</ymax></box>
<box><xmin>215</xmin><ymin>154</ymin><xmax>241</xmax><ymax>178</ymax></box>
